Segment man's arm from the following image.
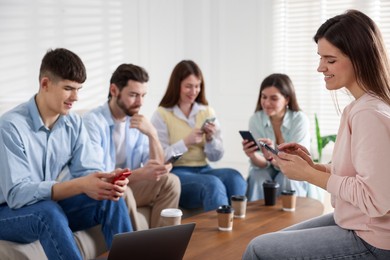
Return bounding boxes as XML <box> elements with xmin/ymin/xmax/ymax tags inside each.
<box><xmin>52</xmin><ymin>171</ymin><xmax>129</xmax><ymax>201</ymax></box>
<box><xmin>130</xmin><ymin>114</ymin><xmax>164</xmax><ymax>164</ymax></box>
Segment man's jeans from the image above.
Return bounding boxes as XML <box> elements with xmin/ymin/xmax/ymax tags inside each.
<box><xmin>0</xmin><ymin>194</ymin><xmax>132</xmax><ymax>260</ymax></box>
<box><xmin>172</xmin><ymin>165</ymin><xmax>247</xmax><ymax>211</ymax></box>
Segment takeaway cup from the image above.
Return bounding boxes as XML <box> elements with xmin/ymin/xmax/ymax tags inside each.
<box><xmin>231</xmin><ymin>195</ymin><xmax>247</xmax><ymax>218</ymax></box>
<box><xmin>281</xmin><ymin>190</ymin><xmax>297</xmax><ymax>211</ymax></box>
<box><xmin>263</xmin><ymin>180</ymin><xmax>280</xmax><ymax>206</ymax></box>
<box><xmin>160</xmin><ymin>208</ymin><xmax>183</xmax><ymax>226</ymax></box>
<box><xmin>216</xmin><ymin>205</ymin><xmax>234</xmax><ymax>231</ymax></box>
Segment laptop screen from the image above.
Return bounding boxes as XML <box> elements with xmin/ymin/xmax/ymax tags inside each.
<box><xmin>106</xmin><ymin>223</ymin><xmax>196</xmax><ymax>260</ymax></box>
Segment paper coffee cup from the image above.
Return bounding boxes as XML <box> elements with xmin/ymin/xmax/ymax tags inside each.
<box><xmin>216</xmin><ymin>205</ymin><xmax>234</xmax><ymax>231</ymax></box>
<box><xmin>231</xmin><ymin>195</ymin><xmax>247</xmax><ymax>218</ymax></box>
<box><xmin>160</xmin><ymin>208</ymin><xmax>183</xmax><ymax>226</ymax></box>
<box><xmin>263</xmin><ymin>180</ymin><xmax>280</xmax><ymax>206</ymax></box>
<box><xmin>281</xmin><ymin>190</ymin><xmax>296</xmax><ymax>211</ymax></box>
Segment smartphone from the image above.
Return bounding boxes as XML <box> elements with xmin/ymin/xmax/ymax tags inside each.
<box><xmin>112</xmin><ymin>171</ymin><xmax>132</xmax><ymax>183</ymax></box>
<box><xmin>165</xmin><ymin>153</ymin><xmax>184</xmax><ymax>164</ymax></box>
<box><xmin>201</xmin><ymin>117</ymin><xmax>216</xmax><ymax>131</ymax></box>
<box><xmin>239</xmin><ymin>130</ymin><xmax>261</xmax><ymax>150</ymax></box>
<box><xmin>258</xmin><ymin>141</ymin><xmax>279</xmax><ymax>155</ymax></box>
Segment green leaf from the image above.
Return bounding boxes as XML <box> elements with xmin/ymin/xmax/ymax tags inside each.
<box><xmin>315</xmin><ymin>113</ymin><xmax>323</xmax><ymax>161</ymax></box>
<box><xmin>321</xmin><ymin>135</ymin><xmax>337</xmax><ymax>149</ymax></box>
<box><xmin>314</xmin><ymin>113</ymin><xmax>336</xmax><ymax>163</ymax></box>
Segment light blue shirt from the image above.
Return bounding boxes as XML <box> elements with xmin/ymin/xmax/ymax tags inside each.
<box><xmin>83</xmin><ymin>102</ymin><xmax>150</xmax><ymax>171</ymax></box>
<box><xmin>0</xmin><ymin>96</ymin><xmax>102</xmax><ymax>209</ymax></box>
<box><xmin>249</xmin><ymin>109</ymin><xmax>311</xmax><ymax>167</ymax></box>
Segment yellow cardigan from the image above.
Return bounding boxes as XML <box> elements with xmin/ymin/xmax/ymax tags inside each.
<box><xmin>156</xmin><ymin>106</ymin><xmax>215</xmax><ymax>167</ymax></box>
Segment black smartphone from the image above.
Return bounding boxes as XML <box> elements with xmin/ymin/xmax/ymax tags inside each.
<box><xmin>165</xmin><ymin>153</ymin><xmax>184</xmax><ymax>164</ymax></box>
<box><xmin>239</xmin><ymin>130</ymin><xmax>261</xmax><ymax>150</ymax></box>
<box><xmin>201</xmin><ymin>117</ymin><xmax>216</xmax><ymax>131</ymax></box>
<box><xmin>258</xmin><ymin>141</ymin><xmax>279</xmax><ymax>155</ymax></box>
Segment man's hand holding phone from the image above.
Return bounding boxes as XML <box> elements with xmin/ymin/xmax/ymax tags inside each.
<box><xmin>111</xmin><ymin>170</ymin><xmax>132</xmax><ymax>183</ymax></box>
<box><xmin>164</xmin><ymin>153</ymin><xmax>183</xmax><ymax>165</ymax></box>
<box><xmin>79</xmin><ymin>169</ymin><xmax>130</xmax><ymax>202</ymax></box>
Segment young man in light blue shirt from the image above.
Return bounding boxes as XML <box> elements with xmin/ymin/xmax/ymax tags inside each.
<box><xmin>83</xmin><ymin>64</ymin><xmax>180</xmax><ymax>229</ymax></box>
<box><xmin>0</xmin><ymin>48</ymin><xmax>132</xmax><ymax>260</ymax></box>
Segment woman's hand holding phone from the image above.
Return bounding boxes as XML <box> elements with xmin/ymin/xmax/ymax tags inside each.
<box><xmin>184</xmin><ymin>129</ymin><xmax>204</xmax><ymax>147</ymax></box>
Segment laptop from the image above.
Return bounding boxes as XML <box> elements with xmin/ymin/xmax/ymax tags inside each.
<box><xmin>96</xmin><ymin>223</ymin><xmax>196</xmax><ymax>260</ymax></box>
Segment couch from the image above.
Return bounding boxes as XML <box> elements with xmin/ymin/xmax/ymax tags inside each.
<box><xmin>0</xmin><ymin>190</ymin><xmax>152</xmax><ymax>260</ymax></box>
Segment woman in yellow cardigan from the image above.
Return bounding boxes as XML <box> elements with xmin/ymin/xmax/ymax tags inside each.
<box><xmin>151</xmin><ymin>60</ymin><xmax>247</xmax><ymax>211</ymax></box>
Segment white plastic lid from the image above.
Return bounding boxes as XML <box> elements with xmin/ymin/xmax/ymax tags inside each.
<box><xmin>160</xmin><ymin>208</ymin><xmax>183</xmax><ymax>217</ymax></box>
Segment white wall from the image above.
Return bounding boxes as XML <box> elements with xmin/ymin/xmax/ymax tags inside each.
<box><xmin>0</xmin><ymin>0</ymin><xmax>275</xmax><ymax>177</ymax></box>
<box><xmin>127</xmin><ymin>0</ymin><xmax>274</xmax><ymax>176</ymax></box>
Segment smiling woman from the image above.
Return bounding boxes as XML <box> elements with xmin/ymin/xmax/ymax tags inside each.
<box><xmin>151</xmin><ymin>60</ymin><xmax>247</xmax><ymax>212</ymax></box>
<box><xmin>242</xmin><ymin>73</ymin><xmax>311</xmax><ymax>202</ymax></box>
<box><xmin>244</xmin><ymin>10</ymin><xmax>390</xmax><ymax>259</ymax></box>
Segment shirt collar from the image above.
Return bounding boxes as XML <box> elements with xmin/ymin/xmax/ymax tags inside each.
<box><xmin>28</xmin><ymin>95</ymin><xmax>69</xmax><ymax>132</ymax></box>
<box><xmin>102</xmin><ymin>101</ymin><xmax>130</xmax><ymax>127</ymax></box>
<box><xmin>172</xmin><ymin>102</ymin><xmax>206</xmax><ymax>120</ymax></box>
<box><xmin>262</xmin><ymin>109</ymin><xmax>293</xmax><ymax>130</ymax></box>
<box><xmin>102</xmin><ymin>102</ymin><xmax>115</xmax><ymax>127</ymax></box>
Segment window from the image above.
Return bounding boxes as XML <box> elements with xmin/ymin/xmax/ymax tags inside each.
<box><xmin>271</xmin><ymin>0</ymin><xmax>390</xmax><ymax>150</ymax></box>
<box><xmin>0</xmin><ymin>0</ymin><xmax>125</xmax><ymax>113</ymax></box>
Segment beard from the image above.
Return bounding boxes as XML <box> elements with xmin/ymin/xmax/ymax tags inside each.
<box><xmin>116</xmin><ymin>93</ymin><xmax>140</xmax><ymax>116</ymax></box>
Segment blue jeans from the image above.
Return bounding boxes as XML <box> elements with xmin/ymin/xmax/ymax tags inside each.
<box><xmin>171</xmin><ymin>165</ymin><xmax>247</xmax><ymax>211</ymax></box>
<box><xmin>0</xmin><ymin>194</ymin><xmax>132</xmax><ymax>260</ymax></box>
<box><xmin>243</xmin><ymin>213</ymin><xmax>390</xmax><ymax>259</ymax></box>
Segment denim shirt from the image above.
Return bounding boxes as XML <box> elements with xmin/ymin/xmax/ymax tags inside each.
<box><xmin>0</xmin><ymin>96</ymin><xmax>102</xmax><ymax>208</ymax></box>
<box><xmin>83</xmin><ymin>102</ymin><xmax>150</xmax><ymax>171</ymax></box>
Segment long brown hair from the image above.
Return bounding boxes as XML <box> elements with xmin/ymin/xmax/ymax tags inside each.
<box><xmin>314</xmin><ymin>9</ymin><xmax>390</xmax><ymax>105</ymax></box>
<box><xmin>255</xmin><ymin>73</ymin><xmax>300</xmax><ymax>112</ymax></box>
<box><xmin>159</xmin><ymin>60</ymin><xmax>208</xmax><ymax>108</ymax></box>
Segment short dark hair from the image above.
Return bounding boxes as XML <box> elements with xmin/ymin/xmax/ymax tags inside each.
<box><xmin>39</xmin><ymin>48</ymin><xmax>86</xmax><ymax>83</ymax></box>
<box><xmin>255</xmin><ymin>73</ymin><xmax>300</xmax><ymax>112</ymax></box>
<box><xmin>159</xmin><ymin>60</ymin><xmax>208</xmax><ymax>108</ymax></box>
<box><xmin>108</xmin><ymin>63</ymin><xmax>149</xmax><ymax>99</ymax></box>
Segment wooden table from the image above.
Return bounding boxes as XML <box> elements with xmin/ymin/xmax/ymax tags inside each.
<box><xmin>181</xmin><ymin>197</ymin><xmax>324</xmax><ymax>260</ymax></box>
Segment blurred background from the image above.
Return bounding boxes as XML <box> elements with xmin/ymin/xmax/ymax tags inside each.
<box><xmin>1</xmin><ymin>0</ymin><xmax>389</xmax><ymax>178</ymax></box>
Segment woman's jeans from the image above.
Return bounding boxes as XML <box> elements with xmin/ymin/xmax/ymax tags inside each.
<box><xmin>243</xmin><ymin>213</ymin><xmax>390</xmax><ymax>259</ymax></box>
<box><xmin>0</xmin><ymin>194</ymin><xmax>132</xmax><ymax>260</ymax></box>
<box><xmin>172</xmin><ymin>165</ymin><xmax>247</xmax><ymax>211</ymax></box>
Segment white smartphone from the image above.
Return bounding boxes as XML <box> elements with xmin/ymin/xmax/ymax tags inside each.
<box><xmin>164</xmin><ymin>153</ymin><xmax>184</xmax><ymax>164</ymax></box>
<box><xmin>201</xmin><ymin>117</ymin><xmax>216</xmax><ymax>131</ymax></box>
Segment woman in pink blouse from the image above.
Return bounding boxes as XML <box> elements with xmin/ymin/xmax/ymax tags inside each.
<box><xmin>244</xmin><ymin>10</ymin><xmax>390</xmax><ymax>259</ymax></box>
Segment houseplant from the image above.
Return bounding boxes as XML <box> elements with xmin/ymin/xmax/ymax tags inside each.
<box><xmin>314</xmin><ymin>113</ymin><xmax>337</xmax><ymax>163</ymax></box>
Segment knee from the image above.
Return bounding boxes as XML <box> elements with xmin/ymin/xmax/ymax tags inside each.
<box><xmin>225</xmin><ymin>168</ymin><xmax>245</xmax><ymax>181</ymax></box>
<box><xmin>162</xmin><ymin>173</ymin><xmax>181</xmax><ymax>196</ymax></box>
<box><xmin>34</xmin><ymin>201</ymin><xmax>68</xmax><ymax>230</ymax></box>
<box><xmin>203</xmin><ymin>175</ymin><xmax>225</xmax><ymax>191</ymax></box>
<box><xmin>243</xmin><ymin>235</ymin><xmax>271</xmax><ymax>260</ymax></box>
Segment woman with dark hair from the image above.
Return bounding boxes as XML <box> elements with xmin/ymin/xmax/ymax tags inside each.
<box><xmin>151</xmin><ymin>60</ymin><xmax>247</xmax><ymax>211</ymax></box>
<box><xmin>244</xmin><ymin>10</ymin><xmax>390</xmax><ymax>259</ymax></box>
<box><xmin>243</xmin><ymin>73</ymin><xmax>310</xmax><ymax>201</ymax></box>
